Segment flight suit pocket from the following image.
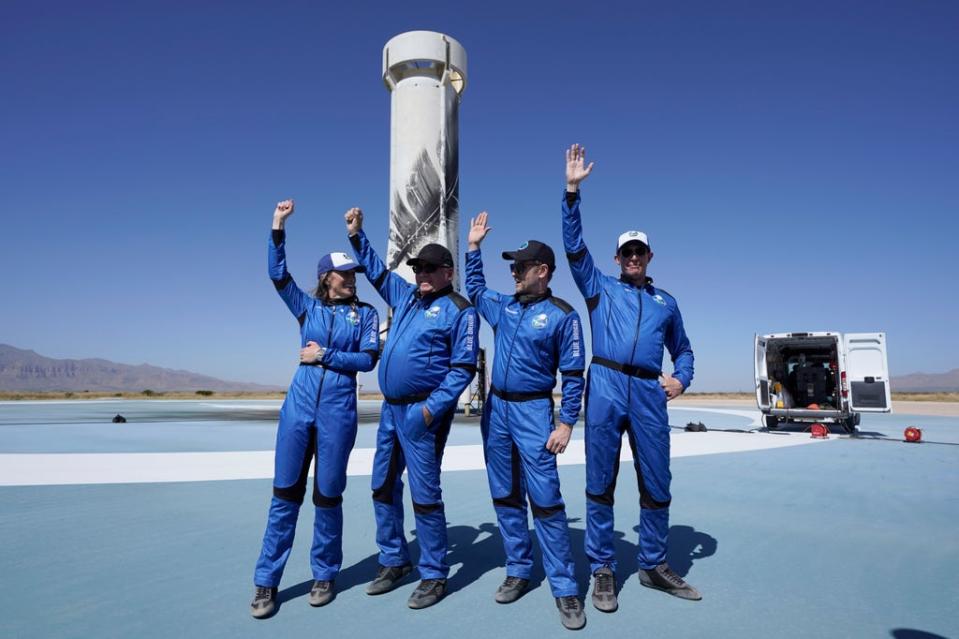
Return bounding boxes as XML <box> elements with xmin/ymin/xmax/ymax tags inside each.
<box><xmin>406</xmin><ymin>401</ymin><xmax>430</xmax><ymax>440</ymax></box>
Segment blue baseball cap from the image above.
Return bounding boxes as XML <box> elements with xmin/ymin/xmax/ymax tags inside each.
<box><xmin>317</xmin><ymin>252</ymin><xmax>365</xmax><ymax>277</ymax></box>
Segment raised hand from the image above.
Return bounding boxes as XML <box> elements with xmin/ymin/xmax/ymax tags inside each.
<box><xmin>345</xmin><ymin>207</ymin><xmax>363</xmax><ymax>236</ymax></box>
<box><xmin>467</xmin><ymin>211</ymin><xmax>492</xmax><ymax>250</ymax></box>
<box><xmin>272</xmin><ymin>199</ymin><xmax>295</xmax><ymax>229</ymax></box>
<box><xmin>565</xmin><ymin>143</ymin><xmax>594</xmax><ymax>192</ymax></box>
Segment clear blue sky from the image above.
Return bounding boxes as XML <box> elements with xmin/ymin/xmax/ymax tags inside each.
<box><xmin>2</xmin><ymin>0</ymin><xmax>956</xmax><ymax>391</ymax></box>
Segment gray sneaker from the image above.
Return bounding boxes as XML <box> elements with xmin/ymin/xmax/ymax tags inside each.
<box><xmin>407</xmin><ymin>578</ymin><xmax>447</xmax><ymax>609</ymax></box>
<box><xmin>591</xmin><ymin>566</ymin><xmax>617</xmax><ymax>612</ymax></box>
<box><xmin>555</xmin><ymin>596</ymin><xmax>586</xmax><ymax>630</ymax></box>
<box><xmin>494</xmin><ymin>576</ymin><xmax>529</xmax><ymax>604</ymax></box>
<box><xmin>309</xmin><ymin>580</ymin><xmax>334</xmax><ymax>607</ymax></box>
<box><xmin>250</xmin><ymin>586</ymin><xmax>277</xmax><ymax>619</ymax></box>
<box><xmin>366</xmin><ymin>563</ymin><xmax>413</xmax><ymax>595</ymax></box>
<box><xmin>638</xmin><ymin>563</ymin><xmax>702</xmax><ymax>601</ymax></box>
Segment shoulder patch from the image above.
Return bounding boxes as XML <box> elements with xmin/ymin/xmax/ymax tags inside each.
<box><xmin>445</xmin><ymin>291</ymin><xmax>472</xmax><ymax>311</ymax></box>
<box><xmin>547</xmin><ymin>296</ymin><xmax>574</xmax><ymax>314</ymax></box>
<box><xmin>653</xmin><ymin>287</ymin><xmax>676</xmax><ymax>301</ymax></box>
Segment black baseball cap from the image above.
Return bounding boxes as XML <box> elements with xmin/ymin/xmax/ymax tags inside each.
<box><xmin>502</xmin><ymin>240</ymin><xmax>555</xmax><ymax>270</ymax></box>
<box><xmin>406</xmin><ymin>243</ymin><xmax>454</xmax><ymax>268</ymax></box>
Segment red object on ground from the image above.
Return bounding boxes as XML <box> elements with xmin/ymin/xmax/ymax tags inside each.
<box><xmin>904</xmin><ymin>427</ymin><xmax>922</xmax><ymax>443</ymax></box>
<box><xmin>807</xmin><ymin>403</ymin><xmax>820</xmax><ymax>410</ymax></box>
<box><xmin>810</xmin><ymin>423</ymin><xmax>830</xmax><ymax>439</ymax></box>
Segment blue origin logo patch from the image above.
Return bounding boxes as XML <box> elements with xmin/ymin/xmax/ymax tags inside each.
<box><xmin>531</xmin><ymin>313</ymin><xmax>549</xmax><ymax>329</ymax></box>
<box><xmin>518</xmin><ymin>241</ymin><xmax>529</xmax><ymax>250</ymax></box>
<box><xmin>652</xmin><ymin>294</ymin><xmax>667</xmax><ymax>306</ymax></box>
<box><xmin>425</xmin><ymin>305</ymin><xmax>442</xmax><ymax>320</ymax></box>
<box><xmin>347</xmin><ymin>310</ymin><xmax>360</xmax><ymax>325</ymax></box>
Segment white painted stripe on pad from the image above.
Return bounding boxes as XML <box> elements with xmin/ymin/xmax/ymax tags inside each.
<box><xmin>0</xmin><ymin>431</ymin><xmax>832</xmax><ymax>487</ymax></box>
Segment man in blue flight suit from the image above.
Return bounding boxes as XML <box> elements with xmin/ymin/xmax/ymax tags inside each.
<box><xmin>561</xmin><ymin>144</ymin><xmax>700</xmax><ymax>611</ymax></box>
<box><xmin>346</xmin><ymin>207</ymin><xmax>478</xmax><ymax>610</ymax></box>
<box><xmin>464</xmin><ymin>212</ymin><xmax>587</xmax><ymax>630</ymax></box>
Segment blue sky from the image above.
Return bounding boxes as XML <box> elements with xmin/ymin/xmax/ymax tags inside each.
<box><xmin>1</xmin><ymin>0</ymin><xmax>956</xmax><ymax>391</ymax></box>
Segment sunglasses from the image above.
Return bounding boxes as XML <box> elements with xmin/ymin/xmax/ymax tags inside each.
<box><xmin>510</xmin><ymin>261</ymin><xmax>542</xmax><ymax>275</ymax></box>
<box><xmin>411</xmin><ymin>263</ymin><xmax>441</xmax><ymax>274</ymax></box>
<box><xmin>619</xmin><ymin>247</ymin><xmax>648</xmax><ymax>259</ymax></box>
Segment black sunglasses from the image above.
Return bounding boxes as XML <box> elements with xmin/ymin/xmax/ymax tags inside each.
<box><xmin>411</xmin><ymin>263</ymin><xmax>440</xmax><ymax>274</ymax></box>
<box><xmin>619</xmin><ymin>247</ymin><xmax>648</xmax><ymax>259</ymax></box>
<box><xmin>510</xmin><ymin>261</ymin><xmax>542</xmax><ymax>275</ymax></box>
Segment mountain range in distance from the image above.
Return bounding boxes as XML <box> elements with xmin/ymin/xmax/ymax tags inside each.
<box><xmin>0</xmin><ymin>344</ymin><xmax>282</xmax><ymax>392</ymax></box>
<box><xmin>888</xmin><ymin>369</ymin><xmax>959</xmax><ymax>393</ymax></box>
<box><xmin>0</xmin><ymin>343</ymin><xmax>956</xmax><ymax>393</ymax></box>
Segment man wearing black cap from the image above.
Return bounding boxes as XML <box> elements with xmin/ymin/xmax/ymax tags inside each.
<box><xmin>345</xmin><ymin>207</ymin><xmax>478</xmax><ymax>610</ymax></box>
<box><xmin>464</xmin><ymin>212</ymin><xmax>586</xmax><ymax>630</ymax></box>
<box><xmin>561</xmin><ymin>144</ymin><xmax>698</xmax><ymax>612</ymax></box>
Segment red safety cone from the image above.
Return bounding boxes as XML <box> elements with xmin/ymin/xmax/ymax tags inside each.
<box><xmin>904</xmin><ymin>427</ymin><xmax>922</xmax><ymax>443</ymax></box>
<box><xmin>810</xmin><ymin>423</ymin><xmax>830</xmax><ymax>439</ymax></box>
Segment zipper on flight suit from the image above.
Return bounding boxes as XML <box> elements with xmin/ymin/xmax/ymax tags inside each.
<box><xmin>381</xmin><ymin>296</ymin><xmax>418</xmax><ymax>394</ymax></box>
<box><xmin>626</xmin><ymin>286</ymin><xmax>644</xmax><ymax>406</ymax></box>
<box><xmin>502</xmin><ymin>303</ymin><xmax>529</xmax><ymax>430</ymax></box>
<box><xmin>313</xmin><ymin>303</ymin><xmax>337</xmax><ymax>414</ymax></box>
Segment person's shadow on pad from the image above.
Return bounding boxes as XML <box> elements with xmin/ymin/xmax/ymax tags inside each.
<box><xmin>280</xmin><ymin>521</ymin><xmax>718</xmax><ymax>606</ymax></box>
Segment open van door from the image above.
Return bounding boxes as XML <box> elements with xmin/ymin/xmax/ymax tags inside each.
<box><xmin>844</xmin><ymin>333</ymin><xmax>892</xmax><ymax>412</ymax></box>
<box><xmin>754</xmin><ymin>334</ymin><xmax>770</xmax><ymax>410</ymax></box>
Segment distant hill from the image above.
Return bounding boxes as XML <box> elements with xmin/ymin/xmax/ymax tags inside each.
<box><xmin>0</xmin><ymin>344</ymin><xmax>282</xmax><ymax>392</ymax></box>
<box><xmin>891</xmin><ymin>369</ymin><xmax>959</xmax><ymax>393</ymax></box>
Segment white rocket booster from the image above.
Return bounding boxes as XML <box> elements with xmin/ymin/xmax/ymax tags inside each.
<box><xmin>382</xmin><ymin>31</ymin><xmax>467</xmax><ymax>287</ymax></box>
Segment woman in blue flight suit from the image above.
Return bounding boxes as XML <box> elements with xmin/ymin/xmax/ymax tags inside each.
<box><xmin>251</xmin><ymin>199</ymin><xmax>380</xmax><ymax>619</ymax></box>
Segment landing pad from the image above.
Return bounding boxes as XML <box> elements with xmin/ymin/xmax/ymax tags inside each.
<box><xmin>0</xmin><ymin>400</ymin><xmax>956</xmax><ymax>639</ymax></box>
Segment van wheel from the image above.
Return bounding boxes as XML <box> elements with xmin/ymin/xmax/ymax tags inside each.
<box><xmin>763</xmin><ymin>415</ymin><xmax>779</xmax><ymax>430</ymax></box>
<box><xmin>840</xmin><ymin>416</ymin><xmax>858</xmax><ymax>434</ymax></box>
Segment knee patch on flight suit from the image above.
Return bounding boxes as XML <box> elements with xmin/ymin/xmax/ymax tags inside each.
<box><xmin>529</xmin><ymin>497</ymin><xmax>565</xmax><ymax>519</ymax></box>
<box><xmin>273</xmin><ymin>428</ymin><xmax>316</xmax><ymax>504</ymax></box>
<box><xmin>491</xmin><ymin>444</ymin><xmax>524</xmax><ymax>510</ymax></box>
<box><xmin>625</xmin><ymin>427</ymin><xmax>672</xmax><ymax>510</ymax></box>
<box><xmin>585</xmin><ymin>431</ymin><xmax>623</xmax><ymax>507</ymax></box>
<box><xmin>372</xmin><ymin>432</ymin><xmax>403</xmax><ymax>505</ymax></box>
<box><xmin>412</xmin><ymin>501</ymin><xmax>443</xmax><ymax>514</ymax></box>
<box><xmin>313</xmin><ymin>482</ymin><xmax>343</xmax><ymax>508</ymax></box>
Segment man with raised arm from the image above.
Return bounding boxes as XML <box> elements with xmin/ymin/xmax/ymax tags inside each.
<box><xmin>464</xmin><ymin>212</ymin><xmax>586</xmax><ymax>630</ymax></box>
<box><xmin>347</xmin><ymin>207</ymin><xmax>478</xmax><ymax>610</ymax></box>
<box><xmin>562</xmin><ymin>144</ymin><xmax>699</xmax><ymax>612</ymax></box>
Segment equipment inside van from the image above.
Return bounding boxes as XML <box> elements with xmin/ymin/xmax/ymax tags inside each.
<box><xmin>754</xmin><ymin>332</ymin><xmax>891</xmax><ymax>433</ymax></box>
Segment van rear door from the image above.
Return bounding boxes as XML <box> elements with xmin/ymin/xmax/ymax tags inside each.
<box><xmin>844</xmin><ymin>333</ymin><xmax>892</xmax><ymax>412</ymax></box>
<box><xmin>754</xmin><ymin>334</ymin><xmax>771</xmax><ymax>410</ymax></box>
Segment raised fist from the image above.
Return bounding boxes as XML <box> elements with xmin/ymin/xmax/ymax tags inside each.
<box><xmin>345</xmin><ymin>207</ymin><xmax>363</xmax><ymax>236</ymax></box>
<box><xmin>274</xmin><ymin>199</ymin><xmax>295</xmax><ymax>221</ymax></box>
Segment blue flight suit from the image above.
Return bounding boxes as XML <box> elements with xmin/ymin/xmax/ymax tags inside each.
<box><xmin>465</xmin><ymin>248</ymin><xmax>585</xmax><ymax>598</ymax></box>
<box><xmin>350</xmin><ymin>230</ymin><xmax>479</xmax><ymax>580</ymax></box>
<box><xmin>562</xmin><ymin>191</ymin><xmax>694</xmax><ymax>572</ymax></box>
<box><xmin>254</xmin><ymin>229</ymin><xmax>380</xmax><ymax>588</ymax></box>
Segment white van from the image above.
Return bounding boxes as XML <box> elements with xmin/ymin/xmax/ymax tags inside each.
<box><xmin>754</xmin><ymin>332</ymin><xmax>891</xmax><ymax>432</ymax></box>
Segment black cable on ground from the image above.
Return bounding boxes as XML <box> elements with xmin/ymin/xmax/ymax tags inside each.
<box><xmin>668</xmin><ymin>424</ymin><xmax>959</xmax><ymax>446</ymax></box>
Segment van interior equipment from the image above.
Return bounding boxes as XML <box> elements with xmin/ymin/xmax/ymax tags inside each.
<box><xmin>755</xmin><ymin>332</ymin><xmax>891</xmax><ymax>433</ymax></box>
